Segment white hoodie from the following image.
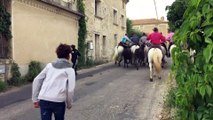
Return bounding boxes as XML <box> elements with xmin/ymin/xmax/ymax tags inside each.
<box><xmin>32</xmin><ymin>59</ymin><xmax>75</xmax><ymax>108</ymax></box>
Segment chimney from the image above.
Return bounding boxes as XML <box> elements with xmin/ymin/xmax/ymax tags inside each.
<box><xmin>160</xmin><ymin>16</ymin><xmax>164</xmax><ymax>21</ymax></box>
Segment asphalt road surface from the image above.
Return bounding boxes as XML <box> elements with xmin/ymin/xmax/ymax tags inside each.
<box><xmin>0</xmin><ymin>59</ymin><xmax>171</xmax><ymax>120</ymax></box>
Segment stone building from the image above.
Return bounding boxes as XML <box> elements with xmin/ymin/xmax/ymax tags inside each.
<box><xmin>0</xmin><ymin>0</ymin><xmax>129</xmax><ymax>81</ymax></box>
<box><xmin>131</xmin><ymin>17</ymin><xmax>169</xmax><ymax>36</ymax></box>
<box><xmin>0</xmin><ymin>0</ymin><xmax>82</xmax><ymax>81</ymax></box>
<box><xmin>85</xmin><ymin>0</ymin><xmax>129</xmax><ymax>61</ymax></box>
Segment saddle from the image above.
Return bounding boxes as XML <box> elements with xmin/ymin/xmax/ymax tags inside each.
<box><xmin>118</xmin><ymin>42</ymin><xmax>131</xmax><ymax>48</ymax></box>
<box><xmin>149</xmin><ymin>44</ymin><xmax>162</xmax><ymax>51</ymax></box>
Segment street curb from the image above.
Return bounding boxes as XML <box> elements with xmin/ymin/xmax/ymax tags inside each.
<box><xmin>0</xmin><ymin>62</ymin><xmax>114</xmax><ymax>108</ymax></box>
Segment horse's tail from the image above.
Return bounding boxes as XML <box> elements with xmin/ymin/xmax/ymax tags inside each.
<box><xmin>153</xmin><ymin>50</ymin><xmax>162</xmax><ymax>73</ymax></box>
<box><xmin>112</xmin><ymin>46</ymin><xmax>118</xmax><ymax>60</ymax></box>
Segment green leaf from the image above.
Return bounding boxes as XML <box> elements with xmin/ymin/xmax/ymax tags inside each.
<box><xmin>205</xmin><ymin>37</ymin><xmax>213</xmax><ymax>44</ymax></box>
<box><xmin>204</xmin><ymin>25</ymin><xmax>213</xmax><ymax>37</ymax></box>
<box><xmin>191</xmin><ymin>0</ymin><xmax>201</xmax><ymax>8</ymax></box>
<box><xmin>206</xmin><ymin>85</ymin><xmax>212</xmax><ymax>97</ymax></box>
<box><xmin>199</xmin><ymin>85</ymin><xmax>206</xmax><ymax>98</ymax></box>
<box><xmin>202</xmin><ymin>4</ymin><xmax>210</xmax><ymax>14</ymax></box>
<box><xmin>203</xmin><ymin>45</ymin><xmax>213</xmax><ymax>63</ymax></box>
<box><xmin>190</xmin><ymin>16</ymin><xmax>199</xmax><ymax>29</ymax></box>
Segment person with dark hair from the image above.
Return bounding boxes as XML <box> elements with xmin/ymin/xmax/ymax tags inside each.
<box><xmin>70</xmin><ymin>44</ymin><xmax>81</xmax><ymax>75</ymax></box>
<box><xmin>130</xmin><ymin>34</ymin><xmax>139</xmax><ymax>45</ymax></box>
<box><xmin>32</xmin><ymin>43</ymin><xmax>75</xmax><ymax>120</ymax></box>
<box><xmin>147</xmin><ymin>27</ymin><xmax>166</xmax><ymax>46</ymax></box>
<box><xmin>120</xmin><ymin>33</ymin><xmax>131</xmax><ymax>46</ymax></box>
<box><xmin>139</xmin><ymin>32</ymin><xmax>148</xmax><ymax>45</ymax></box>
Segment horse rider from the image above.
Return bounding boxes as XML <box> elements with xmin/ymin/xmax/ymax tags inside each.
<box><xmin>147</xmin><ymin>27</ymin><xmax>166</xmax><ymax>63</ymax></box>
<box><xmin>130</xmin><ymin>33</ymin><xmax>139</xmax><ymax>45</ymax></box>
<box><xmin>166</xmin><ymin>30</ymin><xmax>175</xmax><ymax>55</ymax></box>
<box><xmin>119</xmin><ymin>33</ymin><xmax>132</xmax><ymax>47</ymax></box>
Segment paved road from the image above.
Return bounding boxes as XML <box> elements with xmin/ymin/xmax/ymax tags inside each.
<box><xmin>0</xmin><ymin>63</ymin><xmax>116</xmax><ymax>108</ymax></box>
<box><xmin>0</xmin><ymin>59</ymin><xmax>171</xmax><ymax>120</ymax></box>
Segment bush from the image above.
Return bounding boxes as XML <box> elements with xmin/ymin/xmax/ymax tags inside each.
<box><xmin>26</xmin><ymin>61</ymin><xmax>41</xmax><ymax>82</ymax></box>
<box><xmin>0</xmin><ymin>80</ymin><xmax>8</xmax><ymax>92</ymax></box>
<box><xmin>171</xmin><ymin>0</ymin><xmax>213</xmax><ymax>119</ymax></box>
<box><xmin>165</xmin><ymin>87</ymin><xmax>177</xmax><ymax>108</ymax></box>
<box><xmin>8</xmin><ymin>62</ymin><xmax>22</xmax><ymax>86</ymax></box>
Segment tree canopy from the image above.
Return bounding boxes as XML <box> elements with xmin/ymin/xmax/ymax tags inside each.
<box><xmin>166</xmin><ymin>0</ymin><xmax>188</xmax><ymax>31</ymax></box>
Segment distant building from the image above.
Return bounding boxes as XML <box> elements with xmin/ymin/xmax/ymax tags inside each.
<box><xmin>85</xmin><ymin>0</ymin><xmax>129</xmax><ymax>61</ymax></box>
<box><xmin>131</xmin><ymin>17</ymin><xmax>168</xmax><ymax>36</ymax></box>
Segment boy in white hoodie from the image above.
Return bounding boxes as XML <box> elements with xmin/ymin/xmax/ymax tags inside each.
<box><xmin>32</xmin><ymin>43</ymin><xmax>75</xmax><ymax>120</ymax></box>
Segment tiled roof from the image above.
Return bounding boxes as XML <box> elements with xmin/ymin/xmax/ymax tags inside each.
<box><xmin>132</xmin><ymin>18</ymin><xmax>168</xmax><ymax>25</ymax></box>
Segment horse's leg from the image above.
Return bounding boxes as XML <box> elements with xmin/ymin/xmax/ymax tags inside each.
<box><xmin>114</xmin><ymin>57</ymin><xmax>117</xmax><ymax>65</ymax></box>
<box><xmin>135</xmin><ymin>58</ymin><xmax>139</xmax><ymax>70</ymax></box>
<box><xmin>118</xmin><ymin>59</ymin><xmax>122</xmax><ymax>66</ymax></box>
<box><xmin>153</xmin><ymin>66</ymin><xmax>156</xmax><ymax>77</ymax></box>
<box><xmin>149</xmin><ymin>62</ymin><xmax>153</xmax><ymax>82</ymax></box>
<box><xmin>158</xmin><ymin>72</ymin><xmax>161</xmax><ymax>79</ymax></box>
<box><xmin>123</xmin><ymin>59</ymin><xmax>126</xmax><ymax>68</ymax></box>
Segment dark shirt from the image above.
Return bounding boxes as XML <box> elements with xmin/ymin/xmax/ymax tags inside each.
<box><xmin>130</xmin><ymin>35</ymin><xmax>139</xmax><ymax>44</ymax></box>
<box><xmin>71</xmin><ymin>49</ymin><xmax>81</xmax><ymax>62</ymax></box>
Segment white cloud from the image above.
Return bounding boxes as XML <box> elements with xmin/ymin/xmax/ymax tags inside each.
<box><xmin>126</xmin><ymin>0</ymin><xmax>175</xmax><ymax>20</ymax></box>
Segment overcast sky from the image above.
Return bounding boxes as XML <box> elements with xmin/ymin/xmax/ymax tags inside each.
<box><xmin>126</xmin><ymin>0</ymin><xmax>175</xmax><ymax>20</ymax></box>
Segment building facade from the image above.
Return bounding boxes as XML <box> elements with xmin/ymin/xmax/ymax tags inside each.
<box><xmin>85</xmin><ymin>0</ymin><xmax>129</xmax><ymax>61</ymax></box>
<box><xmin>0</xmin><ymin>0</ymin><xmax>129</xmax><ymax>81</ymax></box>
<box><xmin>0</xmin><ymin>0</ymin><xmax>81</xmax><ymax>81</ymax></box>
<box><xmin>132</xmin><ymin>17</ymin><xmax>169</xmax><ymax>36</ymax></box>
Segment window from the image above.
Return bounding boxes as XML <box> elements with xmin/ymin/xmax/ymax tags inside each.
<box><xmin>114</xmin><ymin>34</ymin><xmax>118</xmax><ymax>47</ymax></box>
<box><xmin>95</xmin><ymin>0</ymin><xmax>101</xmax><ymax>17</ymax></box>
<box><xmin>95</xmin><ymin>34</ymin><xmax>100</xmax><ymax>60</ymax></box>
<box><xmin>122</xmin><ymin>0</ymin><xmax>125</xmax><ymax>9</ymax></box>
<box><xmin>121</xmin><ymin>15</ymin><xmax>125</xmax><ymax>27</ymax></box>
<box><xmin>102</xmin><ymin>36</ymin><xmax>106</xmax><ymax>56</ymax></box>
<box><xmin>113</xmin><ymin>9</ymin><xmax>118</xmax><ymax>25</ymax></box>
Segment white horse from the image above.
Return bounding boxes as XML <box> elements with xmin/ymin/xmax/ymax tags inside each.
<box><xmin>169</xmin><ymin>44</ymin><xmax>176</xmax><ymax>57</ymax></box>
<box><xmin>148</xmin><ymin>48</ymin><xmax>163</xmax><ymax>82</ymax></box>
<box><xmin>130</xmin><ymin>45</ymin><xmax>140</xmax><ymax>54</ymax></box>
<box><xmin>113</xmin><ymin>45</ymin><xmax>124</xmax><ymax>66</ymax></box>
<box><xmin>130</xmin><ymin>45</ymin><xmax>139</xmax><ymax>62</ymax></box>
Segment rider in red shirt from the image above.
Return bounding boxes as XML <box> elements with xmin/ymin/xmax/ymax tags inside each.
<box><xmin>147</xmin><ymin>27</ymin><xmax>167</xmax><ymax>63</ymax></box>
<box><xmin>147</xmin><ymin>27</ymin><xmax>166</xmax><ymax>45</ymax></box>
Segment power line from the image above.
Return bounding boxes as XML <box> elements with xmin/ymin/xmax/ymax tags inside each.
<box><xmin>153</xmin><ymin>0</ymin><xmax>159</xmax><ymax>20</ymax></box>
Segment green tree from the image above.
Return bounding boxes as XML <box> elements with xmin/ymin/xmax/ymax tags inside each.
<box><xmin>172</xmin><ymin>0</ymin><xmax>213</xmax><ymax>119</ymax></box>
<box><xmin>126</xmin><ymin>18</ymin><xmax>143</xmax><ymax>38</ymax></box>
<box><xmin>126</xmin><ymin>18</ymin><xmax>133</xmax><ymax>36</ymax></box>
<box><xmin>166</xmin><ymin>0</ymin><xmax>188</xmax><ymax>31</ymax></box>
<box><xmin>77</xmin><ymin>0</ymin><xmax>87</xmax><ymax>66</ymax></box>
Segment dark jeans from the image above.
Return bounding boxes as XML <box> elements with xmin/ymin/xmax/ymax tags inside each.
<box><xmin>39</xmin><ymin>100</ymin><xmax>65</xmax><ymax>120</ymax></box>
<box><xmin>72</xmin><ymin>60</ymin><xmax>78</xmax><ymax>75</ymax></box>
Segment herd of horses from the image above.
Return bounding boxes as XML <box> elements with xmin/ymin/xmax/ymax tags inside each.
<box><xmin>112</xmin><ymin>41</ymin><xmax>176</xmax><ymax>82</ymax></box>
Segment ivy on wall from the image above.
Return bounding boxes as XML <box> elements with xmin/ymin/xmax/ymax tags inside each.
<box><xmin>0</xmin><ymin>3</ymin><xmax>12</xmax><ymax>40</ymax></box>
<box><xmin>77</xmin><ymin>0</ymin><xmax>87</xmax><ymax>66</ymax></box>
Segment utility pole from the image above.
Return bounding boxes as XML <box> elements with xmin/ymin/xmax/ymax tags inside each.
<box><xmin>153</xmin><ymin>0</ymin><xmax>159</xmax><ymax>20</ymax></box>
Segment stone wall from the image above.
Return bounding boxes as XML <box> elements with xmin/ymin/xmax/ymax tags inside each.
<box><xmin>85</xmin><ymin>0</ymin><xmax>127</xmax><ymax>61</ymax></box>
